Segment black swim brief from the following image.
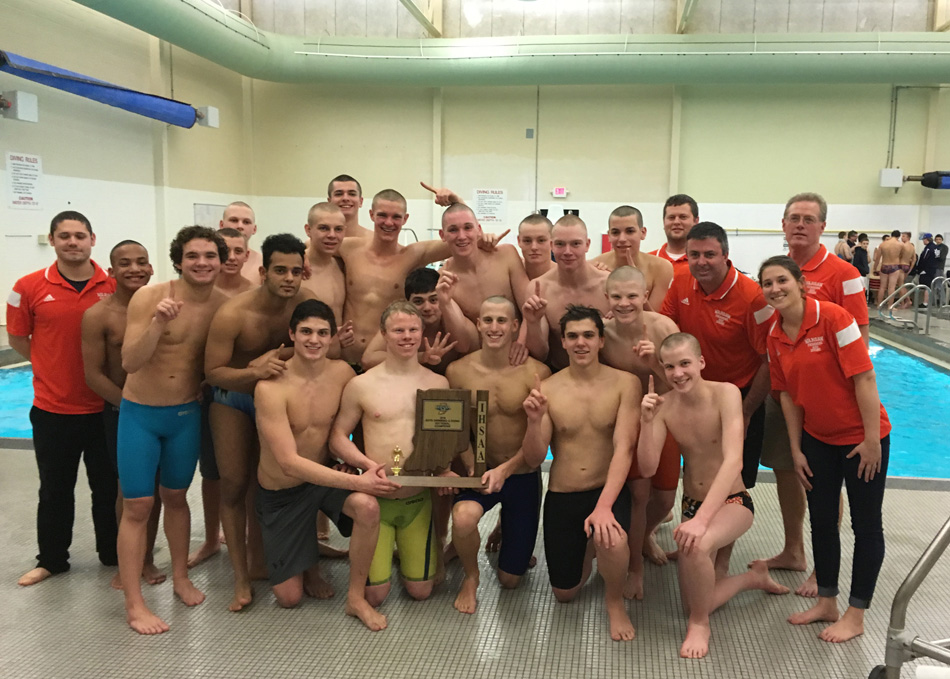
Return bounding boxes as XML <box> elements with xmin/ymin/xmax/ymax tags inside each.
<box><xmin>681</xmin><ymin>490</ymin><xmax>754</xmax><ymax>520</ymax></box>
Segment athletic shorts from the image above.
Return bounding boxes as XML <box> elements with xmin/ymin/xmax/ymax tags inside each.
<box><xmin>198</xmin><ymin>395</ymin><xmax>219</xmax><ymax>481</ymax></box>
<box><xmin>760</xmin><ymin>395</ymin><xmax>794</xmax><ymax>472</ymax></box>
<box><xmin>681</xmin><ymin>490</ymin><xmax>754</xmax><ymax>520</ymax></box>
<box><xmin>103</xmin><ymin>403</ymin><xmax>120</xmax><ymax>473</ymax></box>
<box><xmin>369</xmin><ymin>492</ymin><xmax>438</xmax><ymax>586</ymax></box>
<box><xmin>454</xmin><ymin>470</ymin><xmax>542</xmax><ymax>577</ymax></box>
<box><xmin>212</xmin><ymin>386</ymin><xmax>256</xmax><ymax>419</ymax></box>
<box><xmin>255</xmin><ymin>482</ymin><xmax>353</xmax><ymax>586</ymax></box>
<box><xmin>543</xmin><ymin>485</ymin><xmax>632</xmax><ymax>590</ymax></box>
<box><xmin>117</xmin><ymin>399</ymin><xmax>201</xmax><ymax>499</ymax></box>
<box><xmin>628</xmin><ymin>430</ymin><xmax>681</xmax><ymax>490</ymax></box>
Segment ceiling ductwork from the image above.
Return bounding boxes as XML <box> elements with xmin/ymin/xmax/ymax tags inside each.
<box><xmin>73</xmin><ymin>0</ymin><xmax>950</xmax><ymax>86</ymax></box>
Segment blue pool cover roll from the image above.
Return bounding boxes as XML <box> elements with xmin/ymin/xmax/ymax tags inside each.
<box><xmin>0</xmin><ymin>49</ymin><xmax>197</xmax><ymax>128</ymax></box>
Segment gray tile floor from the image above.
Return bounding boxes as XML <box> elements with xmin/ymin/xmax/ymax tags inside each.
<box><xmin>1</xmin><ymin>448</ymin><xmax>948</xmax><ymax>679</ymax></box>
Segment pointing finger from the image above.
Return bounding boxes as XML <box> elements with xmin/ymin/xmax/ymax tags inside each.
<box><xmin>497</xmin><ymin>229</ymin><xmax>510</xmax><ymax>242</ymax></box>
<box><xmin>420</xmin><ymin>181</ymin><xmax>436</xmax><ymax>194</ymax></box>
<box><xmin>534</xmin><ymin>280</ymin><xmax>541</xmax><ymax>297</ymax></box>
<box><xmin>648</xmin><ymin>375</ymin><xmax>655</xmax><ymax>394</ymax></box>
<box><xmin>534</xmin><ymin>373</ymin><xmax>542</xmax><ymax>391</ymax></box>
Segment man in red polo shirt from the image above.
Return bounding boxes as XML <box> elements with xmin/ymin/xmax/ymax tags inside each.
<box><xmin>754</xmin><ymin>192</ymin><xmax>870</xmax><ymax>596</ymax></box>
<box><xmin>6</xmin><ymin>210</ymin><xmax>118</xmax><ymax>586</ymax></box>
<box><xmin>651</xmin><ymin>194</ymin><xmax>699</xmax><ymax>275</ymax></box>
<box><xmin>660</xmin><ymin>222</ymin><xmax>773</xmax><ymax>491</ymax></box>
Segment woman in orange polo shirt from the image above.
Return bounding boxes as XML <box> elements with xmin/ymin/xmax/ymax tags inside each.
<box><xmin>758</xmin><ymin>255</ymin><xmax>890</xmax><ymax>645</ymax></box>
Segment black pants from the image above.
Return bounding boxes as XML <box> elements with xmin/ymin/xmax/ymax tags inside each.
<box><xmin>802</xmin><ymin>430</ymin><xmax>889</xmax><ymax>609</ymax></box>
<box><xmin>739</xmin><ymin>386</ymin><xmax>767</xmax><ymax>489</ymax></box>
<box><xmin>30</xmin><ymin>407</ymin><xmax>118</xmax><ymax>573</ymax></box>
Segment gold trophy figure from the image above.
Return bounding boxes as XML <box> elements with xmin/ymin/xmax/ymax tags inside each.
<box><xmin>391</xmin><ymin>446</ymin><xmax>403</xmax><ymax>477</ymax></box>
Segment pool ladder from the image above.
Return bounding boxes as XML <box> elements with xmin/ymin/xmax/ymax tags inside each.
<box><xmin>877</xmin><ymin>277</ymin><xmax>950</xmax><ymax>335</ymax></box>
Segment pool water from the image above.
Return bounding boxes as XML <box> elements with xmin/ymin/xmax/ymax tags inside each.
<box><xmin>1</xmin><ymin>342</ymin><xmax>948</xmax><ymax>478</ymax></box>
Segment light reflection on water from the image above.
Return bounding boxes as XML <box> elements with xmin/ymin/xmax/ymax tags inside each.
<box><xmin>1</xmin><ymin>343</ymin><xmax>948</xmax><ymax>479</ymax></box>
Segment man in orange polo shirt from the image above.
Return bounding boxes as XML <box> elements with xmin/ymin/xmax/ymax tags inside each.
<box><xmin>660</xmin><ymin>222</ymin><xmax>773</xmax><ymax>491</ymax></box>
<box><xmin>6</xmin><ymin>210</ymin><xmax>118</xmax><ymax>586</ymax></box>
<box><xmin>754</xmin><ymin>192</ymin><xmax>870</xmax><ymax>595</ymax></box>
<box><xmin>651</xmin><ymin>194</ymin><xmax>699</xmax><ymax>275</ymax></box>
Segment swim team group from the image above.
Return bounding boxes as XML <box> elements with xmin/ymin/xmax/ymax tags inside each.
<box><xmin>6</xmin><ymin>177</ymin><xmax>891</xmax><ymax>660</ymax></box>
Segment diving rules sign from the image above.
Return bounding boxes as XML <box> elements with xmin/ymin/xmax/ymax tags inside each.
<box><xmin>6</xmin><ymin>152</ymin><xmax>43</xmax><ymax>210</ymax></box>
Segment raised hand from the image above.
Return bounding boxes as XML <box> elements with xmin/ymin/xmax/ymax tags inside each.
<box><xmin>641</xmin><ymin>375</ymin><xmax>664</xmax><ymax>422</ymax></box>
<box><xmin>336</xmin><ymin>320</ymin><xmax>355</xmax><ymax>348</ymax></box>
<box><xmin>249</xmin><ymin>343</ymin><xmax>287</xmax><ymax>380</ymax></box>
<box><xmin>634</xmin><ymin>339</ymin><xmax>656</xmax><ymax>361</ymax></box>
<box><xmin>154</xmin><ymin>297</ymin><xmax>183</xmax><ymax>324</ymax></box>
<box><xmin>435</xmin><ymin>269</ymin><xmax>459</xmax><ymax>306</ymax></box>
<box><xmin>478</xmin><ymin>228</ymin><xmax>510</xmax><ymax>252</ymax></box>
<box><xmin>420</xmin><ymin>181</ymin><xmax>462</xmax><ymax>207</ymax></box>
<box><xmin>522</xmin><ymin>373</ymin><xmax>548</xmax><ymax>421</ymax></box>
<box><xmin>421</xmin><ymin>331</ymin><xmax>458</xmax><ymax>366</ymax></box>
<box><xmin>522</xmin><ymin>280</ymin><xmax>548</xmax><ymax>324</ymax></box>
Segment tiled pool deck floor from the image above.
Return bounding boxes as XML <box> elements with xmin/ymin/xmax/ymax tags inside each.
<box><xmin>0</xmin><ymin>447</ymin><xmax>947</xmax><ymax>679</ymax></box>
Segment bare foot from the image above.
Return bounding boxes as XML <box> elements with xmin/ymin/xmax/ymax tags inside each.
<box><xmin>345</xmin><ymin>595</ymin><xmax>388</xmax><ymax>631</ymax></box>
<box><xmin>127</xmin><ymin>604</ymin><xmax>170</xmax><ymax>635</ymax></box>
<box><xmin>788</xmin><ymin>600</ymin><xmax>839</xmax><ymax>626</ymax></box>
<box><xmin>173</xmin><ymin>577</ymin><xmax>206</xmax><ymax>607</ymax></box>
<box><xmin>643</xmin><ymin>533</ymin><xmax>669</xmax><ymax>566</ymax></box>
<box><xmin>142</xmin><ymin>562</ymin><xmax>166</xmax><ymax>585</ymax></box>
<box><xmin>219</xmin><ymin>531</ymin><xmax>226</xmax><ymax>545</ymax></box>
<box><xmin>795</xmin><ymin>571</ymin><xmax>818</xmax><ymax>598</ymax></box>
<box><xmin>228</xmin><ymin>581</ymin><xmax>253</xmax><ymax>612</ymax></box>
<box><xmin>453</xmin><ymin>575</ymin><xmax>479</xmax><ymax>614</ymax></box>
<box><xmin>111</xmin><ymin>572</ymin><xmax>123</xmax><ymax>590</ymax></box>
<box><xmin>819</xmin><ymin>608</ymin><xmax>864</xmax><ymax>643</ymax></box>
<box><xmin>748</xmin><ymin>561</ymin><xmax>791</xmax><ymax>595</ymax></box>
<box><xmin>485</xmin><ymin>524</ymin><xmax>501</xmax><ymax>553</ymax></box>
<box><xmin>443</xmin><ymin>542</ymin><xmax>458</xmax><ymax>565</ymax></box>
<box><xmin>680</xmin><ymin>621</ymin><xmax>711</xmax><ymax>658</ymax></box>
<box><xmin>187</xmin><ymin>540</ymin><xmax>220</xmax><ymax>568</ymax></box>
<box><xmin>623</xmin><ymin>570</ymin><xmax>644</xmax><ymax>601</ymax></box>
<box><xmin>749</xmin><ymin>549</ymin><xmax>807</xmax><ymax>572</ymax></box>
<box><xmin>607</xmin><ymin>601</ymin><xmax>636</xmax><ymax>641</ymax></box>
<box><xmin>304</xmin><ymin>570</ymin><xmax>335</xmax><ymax>599</ymax></box>
<box><xmin>18</xmin><ymin>567</ymin><xmax>52</xmax><ymax>587</ymax></box>
<box><xmin>317</xmin><ymin>543</ymin><xmax>348</xmax><ymax>559</ymax></box>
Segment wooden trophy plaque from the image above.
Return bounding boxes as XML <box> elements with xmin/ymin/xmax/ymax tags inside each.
<box><xmin>390</xmin><ymin>389</ymin><xmax>488</xmax><ymax>488</ymax></box>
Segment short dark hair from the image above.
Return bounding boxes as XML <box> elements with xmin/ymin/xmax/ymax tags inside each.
<box><xmin>664</xmin><ymin>194</ymin><xmax>698</xmax><ymax>220</ymax></box>
<box><xmin>405</xmin><ymin>267</ymin><xmax>439</xmax><ymax>299</ymax></box>
<box><xmin>858</xmin><ymin>233</ymin><xmax>869</xmax><ymax>242</ymax></box>
<box><xmin>558</xmin><ymin>305</ymin><xmax>604</xmax><ymax>338</ymax></box>
<box><xmin>328</xmin><ymin>174</ymin><xmax>362</xmax><ymax>197</ymax></box>
<box><xmin>837</xmin><ymin>231</ymin><xmax>847</xmax><ymax>239</ymax></box>
<box><xmin>218</xmin><ymin>227</ymin><xmax>246</xmax><ymax>240</ymax></box>
<box><xmin>609</xmin><ymin>205</ymin><xmax>643</xmax><ymax>228</ymax></box>
<box><xmin>169</xmin><ymin>226</ymin><xmax>228</xmax><ymax>273</ymax></box>
<box><xmin>261</xmin><ymin>234</ymin><xmax>305</xmax><ymax>270</ymax></box>
<box><xmin>686</xmin><ymin>222</ymin><xmax>729</xmax><ymax>256</ymax></box>
<box><xmin>847</xmin><ymin>230</ymin><xmax>858</xmax><ymax>238</ymax></box>
<box><xmin>891</xmin><ymin>230</ymin><xmax>901</xmax><ymax>237</ymax></box>
<box><xmin>290</xmin><ymin>299</ymin><xmax>337</xmax><ymax>336</ymax></box>
<box><xmin>519</xmin><ymin>213</ymin><xmax>554</xmax><ymax>233</ymax></box>
<box><xmin>372</xmin><ymin>189</ymin><xmax>407</xmax><ymax>211</ymax></box>
<box><xmin>109</xmin><ymin>239</ymin><xmax>147</xmax><ymax>265</ymax></box>
<box><xmin>50</xmin><ymin>210</ymin><xmax>92</xmax><ymax>236</ymax></box>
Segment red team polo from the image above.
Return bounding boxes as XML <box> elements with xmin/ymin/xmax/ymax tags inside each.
<box><xmin>6</xmin><ymin>261</ymin><xmax>115</xmax><ymax>414</ymax></box>
<box><xmin>660</xmin><ymin>263</ymin><xmax>773</xmax><ymax>388</ymax></box>
<box><xmin>650</xmin><ymin>244</ymin><xmax>690</xmax><ymax>273</ymax></box>
<box><xmin>767</xmin><ymin>299</ymin><xmax>890</xmax><ymax>446</ymax></box>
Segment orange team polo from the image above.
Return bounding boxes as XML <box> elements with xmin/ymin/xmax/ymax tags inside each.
<box><xmin>650</xmin><ymin>244</ymin><xmax>690</xmax><ymax>273</ymax></box>
<box><xmin>767</xmin><ymin>298</ymin><xmax>890</xmax><ymax>446</ymax></box>
<box><xmin>660</xmin><ymin>263</ymin><xmax>773</xmax><ymax>388</ymax></box>
<box><xmin>6</xmin><ymin>261</ymin><xmax>115</xmax><ymax>414</ymax></box>
<box><xmin>798</xmin><ymin>245</ymin><xmax>869</xmax><ymax>326</ymax></box>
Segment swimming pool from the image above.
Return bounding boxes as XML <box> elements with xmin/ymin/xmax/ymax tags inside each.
<box><xmin>1</xmin><ymin>342</ymin><xmax>948</xmax><ymax>477</ymax></box>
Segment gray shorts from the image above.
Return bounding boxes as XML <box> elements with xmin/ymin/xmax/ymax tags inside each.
<box><xmin>255</xmin><ymin>482</ymin><xmax>353</xmax><ymax>586</ymax></box>
<box><xmin>760</xmin><ymin>395</ymin><xmax>794</xmax><ymax>472</ymax></box>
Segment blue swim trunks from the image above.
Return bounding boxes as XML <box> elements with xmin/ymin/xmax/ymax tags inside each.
<box><xmin>212</xmin><ymin>386</ymin><xmax>256</xmax><ymax>419</ymax></box>
<box><xmin>117</xmin><ymin>399</ymin><xmax>201</xmax><ymax>499</ymax></box>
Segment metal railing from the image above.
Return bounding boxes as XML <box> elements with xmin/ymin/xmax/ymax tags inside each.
<box><xmin>876</xmin><ymin>276</ymin><xmax>950</xmax><ymax>335</ymax></box>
